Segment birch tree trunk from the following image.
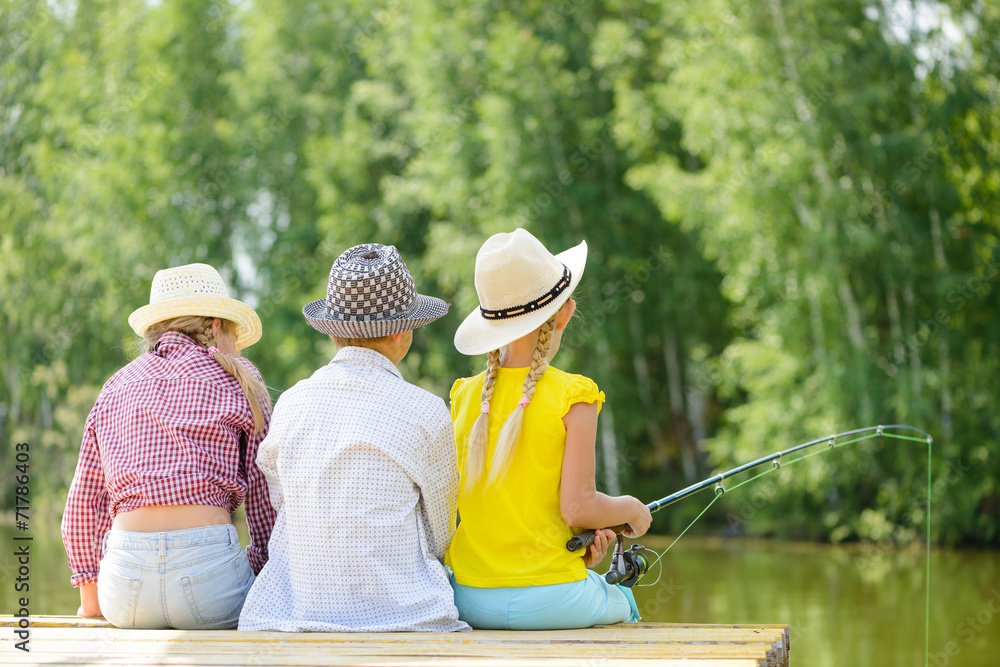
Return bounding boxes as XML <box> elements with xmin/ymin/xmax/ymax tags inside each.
<box><xmin>600</xmin><ymin>403</ymin><xmax>622</xmax><ymax>496</ymax></box>
<box><xmin>664</xmin><ymin>328</ymin><xmax>697</xmax><ymax>482</ymax></box>
<box><xmin>929</xmin><ymin>201</ymin><xmax>953</xmax><ymax>439</ymax></box>
<box><xmin>596</xmin><ymin>337</ymin><xmax>622</xmax><ymax>495</ymax></box>
<box><xmin>629</xmin><ymin>305</ymin><xmax>668</xmax><ymax>472</ymax></box>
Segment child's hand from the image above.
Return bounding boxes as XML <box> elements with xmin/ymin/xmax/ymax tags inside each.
<box><xmin>621</xmin><ymin>497</ymin><xmax>653</xmax><ymax>538</ymax></box>
<box><xmin>582</xmin><ymin>528</ymin><xmax>616</xmax><ymax>568</ymax></box>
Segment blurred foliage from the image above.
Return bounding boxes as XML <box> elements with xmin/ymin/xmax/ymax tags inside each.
<box><xmin>1</xmin><ymin>0</ymin><xmax>997</xmax><ymax>546</ymax></box>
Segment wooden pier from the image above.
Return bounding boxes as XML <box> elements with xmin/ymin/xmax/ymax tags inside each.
<box><xmin>2</xmin><ymin>615</ymin><xmax>790</xmax><ymax>666</ymax></box>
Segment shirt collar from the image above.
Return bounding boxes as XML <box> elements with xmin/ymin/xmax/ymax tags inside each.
<box><xmin>331</xmin><ymin>346</ymin><xmax>403</xmax><ymax>379</ymax></box>
<box><xmin>153</xmin><ymin>330</ymin><xmax>203</xmax><ymax>356</ymax></box>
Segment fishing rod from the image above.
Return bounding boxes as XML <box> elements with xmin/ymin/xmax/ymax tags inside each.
<box><xmin>566</xmin><ymin>424</ymin><xmax>932</xmax><ymax>553</ymax></box>
<box><xmin>574</xmin><ymin>423</ymin><xmax>934</xmax><ymax>667</ymax></box>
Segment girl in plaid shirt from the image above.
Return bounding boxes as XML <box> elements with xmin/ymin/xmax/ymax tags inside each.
<box><xmin>61</xmin><ymin>263</ymin><xmax>276</xmax><ymax>629</ymax></box>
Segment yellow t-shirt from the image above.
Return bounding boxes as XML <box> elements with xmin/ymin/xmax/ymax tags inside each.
<box><xmin>446</xmin><ymin>366</ymin><xmax>605</xmax><ymax>588</ymax></box>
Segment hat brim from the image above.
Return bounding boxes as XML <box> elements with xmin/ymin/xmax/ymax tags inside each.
<box><xmin>128</xmin><ymin>296</ymin><xmax>263</xmax><ymax>350</ymax></box>
<box><xmin>303</xmin><ymin>294</ymin><xmax>450</xmax><ymax>338</ymax></box>
<box><xmin>454</xmin><ymin>240</ymin><xmax>587</xmax><ymax>356</ymax></box>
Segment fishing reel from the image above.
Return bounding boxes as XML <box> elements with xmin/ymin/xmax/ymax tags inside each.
<box><xmin>604</xmin><ymin>535</ymin><xmax>651</xmax><ymax>588</ymax></box>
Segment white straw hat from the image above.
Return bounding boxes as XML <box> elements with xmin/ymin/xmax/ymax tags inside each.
<box><xmin>454</xmin><ymin>228</ymin><xmax>587</xmax><ymax>356</ymax></box>
<box><xmin>128</xmin><ymin>263</ymin><xmax>262</xmax><ymax>350</ymax></box>
<box><xmin>303</xmin><ymin>243</ymin><xmax>449</xmax><ymax>338</ymax></box>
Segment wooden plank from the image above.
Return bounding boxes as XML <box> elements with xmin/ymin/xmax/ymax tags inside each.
<box><xmin>0</xmin><ymin>616</ymin><xmax>789</xmax><ymax>667</ymax></box>
<box><xmin>4</xmin><ymin>617</ymin><xmax>788</xmax><ymax>634</ymax></box>
<box><xmin>25</xmin><ymin>631</ymin><xmax>786</xmax><ymax>662</ymax></box>
<box><xmin>24</xmin><ymin>625</ymin><xmax>787</xmax><ymax>645</ymax></box>
<box><xmin>3</xmin><ymin>617</ymin><xmax>788</xmax><ymax>653</ymax></box>
<box><xmin>13</xmin><ymin>643</ymin><xmax>782</xmax><ymax>667</ymax></box>
<box><xmin>26</xmin><ymin>640</ymin><xmax>779</xmax><ymax>659</ymax></box>
<box><xmin>644</xmin><ymin>623</ymin><xmax>790</xmax><ymax>662</ymax></box>
<box><xmin>7</xmin><ymin>655</ymin><xmax>765</xmax><ymax>667</ymax></box>
<box><xmin>14</xmin><ymin>624</ymin><xmax>785</xmax><ymax>641</ymax></box>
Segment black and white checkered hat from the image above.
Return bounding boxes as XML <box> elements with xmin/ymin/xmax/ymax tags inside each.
<box><xmin>303</xmin><ymin>244</ymin><xmax>449</xmax><ymax>338</ymax></box>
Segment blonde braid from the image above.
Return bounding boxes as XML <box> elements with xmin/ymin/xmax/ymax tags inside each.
<box><xmin>142</xmin><ymin>316</ymin><xmax>271</xmax><ymax>434</ymax></box>
<box><xmin>462</xmin><ymin>348</ymin><xmax>501</xmax><ymax>495</ymax></box>
<box><xmin>487</xmin><ymin>314</ymin><xmax>557</xmax><ymax>488</ymax></box>
<box><xmin>191</xmin><ymin>321</ymin><xmax>215</xmax><ymax>348</ymax></box>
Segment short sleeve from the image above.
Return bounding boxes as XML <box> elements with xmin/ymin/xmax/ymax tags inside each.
<box><xmin>562</xmin><ymin>374</ymin><xmax>605</xmax><ymax>417</ymax></box>
<box><xmin>449</xmin><ymin>378</ymin><xmax>465</xmax><ymax>422</ymax></box>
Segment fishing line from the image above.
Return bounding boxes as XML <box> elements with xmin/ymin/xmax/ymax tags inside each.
<box><xmin>633</xmin><ymin>426</ymin><xmax>932</xmax><ymax>667</ymax></box>
<box><xmin>633</xmin><ymin>546</ymin><xmax>664</xmax><ymax>588</ymax></box>
<box><xmin>649</xmin><ymin>488</ymin><xmax>723</xmax><ymax>564</ymax></box>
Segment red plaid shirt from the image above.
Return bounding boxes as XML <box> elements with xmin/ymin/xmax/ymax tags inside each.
<box><xmin>61</xmin><ymin>331</ymin><xmax>276</xmax><ymax>587</ymax></box>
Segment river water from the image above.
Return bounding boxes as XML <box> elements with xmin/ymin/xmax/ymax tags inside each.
<box><xmin>632</xmin><ymin>534</ymin><xmax>999</xmax><ymax>667</ymax></box>
<box><xmin>3</xmin><ymin>522</ymin><xmax>998</xmax><ymax>666</ymax></box>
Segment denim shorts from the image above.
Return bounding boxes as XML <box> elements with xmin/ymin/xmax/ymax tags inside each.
<box><xmin>450</xmin><ymin>570</ymin><xmax>641</xmax><ymax>630</ymax></box>
<box><xmin>98</xmin><ymin>524</ymin><xmax>253</xmax><ymax>630</ymax></box>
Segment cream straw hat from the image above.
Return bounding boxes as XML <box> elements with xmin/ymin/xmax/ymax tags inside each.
<box><xmin>454</xmin><ymin>228</ymin><xmax>587</xmax><ymax>356</ymax></box>
<box><xmin>128</xmin><ymin>263</ymin><xmax>262</xmax><ymax>350</ymax></box>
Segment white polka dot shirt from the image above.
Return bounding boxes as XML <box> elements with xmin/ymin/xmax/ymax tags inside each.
<box><xmin>238</xmin><ymin>346</ymin><xmax>469</xmax><ymax>632</ymax></box>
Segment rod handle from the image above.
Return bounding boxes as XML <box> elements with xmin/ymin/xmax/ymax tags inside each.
<box><xmin>566</xmin><ymin>523</ymin><xmax>629</xmax><ymax>552</ymax></box>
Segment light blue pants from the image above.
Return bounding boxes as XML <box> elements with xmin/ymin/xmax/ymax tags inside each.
<box><xmin>450</xmin><ymin>570</ymin><xmax>641</xmax><ymax>630</ymax></box>
<box><xmin>98</xmin><ymin>524</ymin><xmax>253</xmax><ymax>630</ymax></box>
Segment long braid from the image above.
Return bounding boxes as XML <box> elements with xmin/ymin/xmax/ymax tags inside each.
<box><xmin>487</xmin><ymin>313</ymin><xmax>557</xmax><ymax>488</ymax></box>
<box><xmin>142</xmin><ymin>316</ymin><xmax>271</xmax><ymax>434</ymax></box>
<box><xmin>462</xmin><ymin>348</ymin><xmax>501</xmax><ymax>495</ymax></box>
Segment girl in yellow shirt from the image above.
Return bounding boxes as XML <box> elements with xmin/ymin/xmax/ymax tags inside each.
<box><xmin>447</xmin><ymin>228</ymin><xmax>652</xmax><ymax>629</ymax></box>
